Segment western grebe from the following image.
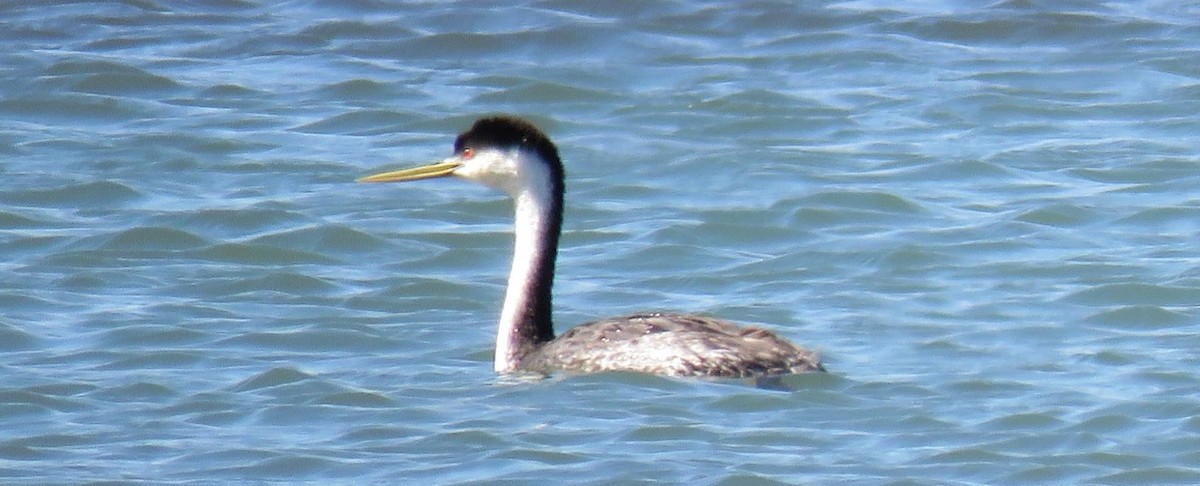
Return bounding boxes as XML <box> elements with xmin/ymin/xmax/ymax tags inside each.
<box><xmin>359</xmin><ymin>115</ymin><xmax>824</xmax><ymax>377</ymax></box>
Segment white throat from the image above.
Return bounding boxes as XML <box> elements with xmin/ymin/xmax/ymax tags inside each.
<box><xmin>457</xmin><ymin>148</ymin><xmax>559</xmax><ymax>373</ymax></box>
<box><xmin>494</xmin><ymin>188</ymin><xmax>552</xmax><ymax>372</ymax></box>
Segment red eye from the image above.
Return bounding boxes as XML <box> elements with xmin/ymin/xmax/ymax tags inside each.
<box><xmin>461</xmin><ymin>148</ymin><xmax>475</xmax><ymax>159</ymax></box>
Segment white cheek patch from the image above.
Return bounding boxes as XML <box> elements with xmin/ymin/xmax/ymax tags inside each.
<box><xmin>454</xmin><ymin>148</ymin><xmax>546</xmax><ymax>199</ymax></box>
<box><xmin>454</xmin><ymin>149</ymin><xmax>516</xmax><ymax>192</ymax></box>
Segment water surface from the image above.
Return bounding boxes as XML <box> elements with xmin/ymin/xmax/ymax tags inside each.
<box><xmin>3</xmin><ymin>1</ymin><xmax>1200</xmax><ymax>484</ymax></box>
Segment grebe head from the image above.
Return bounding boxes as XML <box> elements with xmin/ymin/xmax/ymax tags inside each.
<box><xmin>358</xmin><ymin>116</ymin><xmax>564</xmax><ymax>199</ymax></box>
<box><xmin>359</xmin><ymin>115</ymin><xmax>566</xmax><ymax>372</ymax></box>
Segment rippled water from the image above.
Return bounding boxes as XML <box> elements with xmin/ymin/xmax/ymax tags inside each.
<box><xmin>3</xmin><ymin>1</ymin><xmax>1200</xmax><ymax>484</ymax></box>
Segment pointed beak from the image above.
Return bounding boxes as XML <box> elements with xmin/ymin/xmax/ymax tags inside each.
<box><xmin>357</xmin><ymin>158</ymin><xmax>462</xmax><ymax>183</ymax></box>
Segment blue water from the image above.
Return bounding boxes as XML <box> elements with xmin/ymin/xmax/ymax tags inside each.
<box><xmin>3</xmin><ymin>1</ymin><xmax>1200</xmax><ymax>483</ymax></box>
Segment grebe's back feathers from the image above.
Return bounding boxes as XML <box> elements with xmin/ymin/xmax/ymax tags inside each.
<box><xmin>522</xmin><ymin>313</ymin><xmax>824</xmax><ymax>377</ymax></box>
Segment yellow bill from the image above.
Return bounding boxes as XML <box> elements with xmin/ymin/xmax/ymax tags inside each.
<box><xmin>357</xmin><ymin>160</ymin><xmax>461</xmax><ymax>183</ymax></box>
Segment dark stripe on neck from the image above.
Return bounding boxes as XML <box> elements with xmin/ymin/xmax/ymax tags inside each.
<box><xmin>511</xmin><ymin>176</ymin><xmax>563</xmax><ymax>361</ymax></box>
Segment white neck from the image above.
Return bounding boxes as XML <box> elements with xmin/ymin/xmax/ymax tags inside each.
<box><xmin>491</xmin><ymin>156</ymin><xmax>560</xmax><ymax>373</ymax></box>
